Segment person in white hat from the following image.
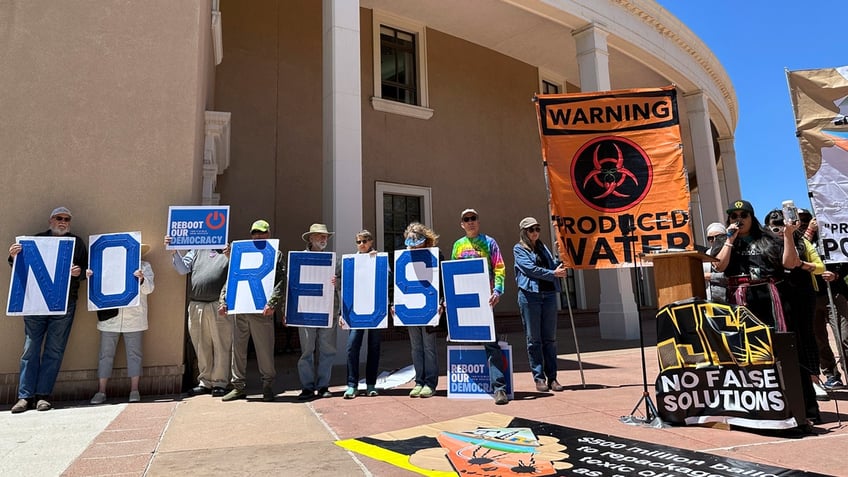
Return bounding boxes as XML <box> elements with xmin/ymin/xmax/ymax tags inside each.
<box><xmin>513</xmin><ymin>217</ymin><xmax>568</xmax><ymax>393</ymax></box>
<box><xmin>450</xmin><ymin>209</ymin><xmax>510</xmax><ymax>405</ymax></box>
<box><xmin>8</xmin><ymin>207</ymin><xmax>88</xmax><ymax>413</ymax></box>
<box><xmin>296</xmin><ymin>223</ymin><xmax>339</xmax><ymax>400</ymax></box>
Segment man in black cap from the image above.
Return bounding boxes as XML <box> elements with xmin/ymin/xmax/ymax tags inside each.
<box><xmin>8</xmin><ymin>207</ymin><xmax>88</xmax><ymax>413</ymax></box>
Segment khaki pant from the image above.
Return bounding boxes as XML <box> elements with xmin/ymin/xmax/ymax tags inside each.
<box><xmin>187</xmin><ymin>301</ymin><xmax>233</xmax><ymax>389</ymax></box>
<box><xmin>231</xmin><ymin>313</ymin><xmax>276</xmax><ymax>390</ymax></box>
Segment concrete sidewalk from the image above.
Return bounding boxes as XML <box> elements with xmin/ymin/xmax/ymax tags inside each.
<box><xmin>3</xmin><ymin>323</ymin><xmax>846</xmax><ymax>476</ymax></box>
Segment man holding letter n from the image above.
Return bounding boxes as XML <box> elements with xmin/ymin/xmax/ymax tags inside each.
<box><xmin>7</xmin><ymin>206</ymin><xmax>88</xmax><ymax>413</ymax></box>
<box><xmin>448</xmin><ymin>208</ymin><xmax>509</xmax><ymax>405</ymax></box>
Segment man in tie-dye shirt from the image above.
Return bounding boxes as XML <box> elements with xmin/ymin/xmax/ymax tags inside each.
<box><xmin>450</xmin><ymin>208</ymin><xmax>509</xmax><ymax>405</ymax></box>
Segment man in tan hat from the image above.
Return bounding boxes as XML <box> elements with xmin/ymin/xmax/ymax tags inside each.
<box><xmin>218</xmin><ymin>219</ymin><xmax>285</xmax><ymax>402</ymax></box>
<box><xmin>295</xmin><ymin>223</ymin><xmax>339</xmax><ymax>400</ymax></box>
<box><xmin>8</xmin><ymin>207</ymin><xmax>88</xmax><ymax>413</ymax></box>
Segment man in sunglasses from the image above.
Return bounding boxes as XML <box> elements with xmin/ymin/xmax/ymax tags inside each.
<box><xmin>8</xmin><ymin>207</ymin><xmax>88</xmax><ymax>413</ymax></box>
<box><xmin>450</xmin><ymin>209</ymin><xmax>509</xmax><ymax>405</ymax></box>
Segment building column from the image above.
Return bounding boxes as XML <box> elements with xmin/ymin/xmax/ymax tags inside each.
<box><xmin>717</xmin><ymin>137</ymin><xmax>741</xmax><ymax>205</ymax></box>
<box><xmin>684</xmin><ymin>91</ymin><xmax>723</xmax><ymax>225</ymax></box>
<box><xmin>574</xmin><ymin>23</ymin><xmax>639</xmax><ymax>340</ymax></box>
<box><xmin>323</xmin><ymin>0</ymin><xmax>363</xmax><ymax>362</ymax></box>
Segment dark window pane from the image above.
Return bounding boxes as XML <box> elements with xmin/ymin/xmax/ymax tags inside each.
<box><xmin>379</xmin><ymin>25</ymin><xmax>418</xmax><ymax>105</ymax></box>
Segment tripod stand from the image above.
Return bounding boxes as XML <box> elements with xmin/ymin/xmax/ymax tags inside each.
<box><xmin>618</xmin><ymin>216</ymin><xmax>663</xmax><ymax>427</ymax></box>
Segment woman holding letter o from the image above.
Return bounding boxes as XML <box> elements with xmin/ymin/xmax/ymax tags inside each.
<box><xmin>513</xmin><ymin>217</ymin><xmax>567</xmax><ymax>393</ymax></box>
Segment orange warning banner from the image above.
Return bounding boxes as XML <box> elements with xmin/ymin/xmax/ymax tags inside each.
<box><xmin>535</xmin><ymin>86</ymin><xmax>692</xmax><ymax>269</ymax></box>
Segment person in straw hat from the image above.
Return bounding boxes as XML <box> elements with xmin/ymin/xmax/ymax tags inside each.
<box><xmin>296</xmin><ymin>223</ymin><xmax>339</xmax><ymax>400</ymax></box>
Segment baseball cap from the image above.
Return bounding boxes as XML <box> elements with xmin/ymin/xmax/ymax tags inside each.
<box><xmin>726</xmin><ymin>200</ymin><xmax>754</xmax><ymax>215</ymax></box>
<box><xmin>460</xmin><ymin>208</ymin><xmax>478</xmax><ymax>218</ymax></box>
<box><xmin>250</xmin><ymin>219</ymin><xmax>270</xmax><ymax>233</ymax></box>
<box><xmin>50</xmin><ymin>206</ymin><xmax>72</xmax><ymax>218</ymax></box>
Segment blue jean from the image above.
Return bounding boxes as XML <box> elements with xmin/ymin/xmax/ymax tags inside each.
<box><xmin>518</xmin><ymin>289</ymin><xmax>559</xmax><ymax>383</ymax></box>
<box><xmin>346</xmin><ymin>329</ymin><xmax>382</xmax><ymax>386</ymax></box>
<box><xmin>408</xmin><ymin>327</ymin><xmax>438</xmax><ymax>389</ymax></box>
<box><xmin>484</xmin><ymin>342</ymin><xmax>507</xmax><ymax>393</ymax></box>
<box><xmin>297</xmin><ymin>326</ymin><xmax>338</xmax><ymax>390</ymax></box>
<box><xmin>19</xmin><ymin>301</ymin><xmax>77</xmax><ymax>398</ymax></box>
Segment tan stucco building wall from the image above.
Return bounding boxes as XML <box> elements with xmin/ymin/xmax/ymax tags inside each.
<box><xmin>0</xmin><ymin>0</ymin><xmax>216</xmax><ymax>401</ymax></box>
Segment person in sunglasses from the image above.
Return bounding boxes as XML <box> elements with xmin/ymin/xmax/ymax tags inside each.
<box><xmin>8</xmin><ymin>207</ymin><xmax>88</xmax><ymax>413</ymax></box>
<box><xmin>703</xmin><ymin>222</ymin><xmax>727</xmax><ymax>301</ymax></box>
<box><xmin>513</xmin><ymin>217</ymin><xmax>568</xmax><ymax>393</ymax></box>
<box><xmin>451</xmin><ymin>209</ymin><xmax>509</xmax><ymax>405</ymax></box>
<box><xmin>343</xmin><ymin>230</ymin><xmax>384</xmax><ymax>399</ymax></box>
<box><xmin>765</xmin><ymin>208</ymin><xmax>824</xmax><ymax>424</ymax></box>
<box><xmin>710</xmin><ymin>200</ymin><xmax>797</xmax><ymax>331</ymax></box>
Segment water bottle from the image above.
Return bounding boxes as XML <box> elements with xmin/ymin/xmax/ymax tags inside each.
<box><xmin>782</xmin><ymin>200</ymin><xmax>799</xmax><ymax>223</ymax></box>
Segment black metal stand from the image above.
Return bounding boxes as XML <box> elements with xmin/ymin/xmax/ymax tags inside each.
<box><xmin>619</xmin><ymin>218</ymin><xmax>662</xmax><ymax>426</ymax></box>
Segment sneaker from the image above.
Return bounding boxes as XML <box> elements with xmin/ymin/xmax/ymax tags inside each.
<box><xmin>318</xmin><ymin>387</ymin><xmax>332</xmax><ymax>398</ymax></box>
<box><xmin>129</xmin><ymin>391</ymin><xmax>141</xmax><ymax>403</ymax></box>
<box><xmin>262</xmin><ymin>386</ymin><xmax>275</xmax><ymax>402</ymax></box>
<box><xmin>823</xmin><ymin>376</ymin><xmax>845</xmax><ymax>390</ymax></box>
<box><xmin>36</xmin><ymin>399</ymin><xmax>52</xmax><ymax>411</ymax></box>
<box><xmin>409</xmin><ymin>385</ymin><xmax>423</xmax><ymax>398</ymax></box>
<box><xmin>419</xmin><ymin>385</ymin><xmax>434</xmax><ymax>398</ymax></box>
<box><xmin>548</xmin><ymin>380</ymin><xmax>565</xmax><ymax>392</ymax></box>
<box><xmin>298</xmin><ymin>389</ymin><xmax>315</xmax><ymax>401</ymax></box>
<box><xmin>493</xmin><ymin>389</ymin><xmax>509</xmax><ymax>405</ymax></box>
<box><xmin>535</xmin><ymin>379</ymin><xmax>549</xmax><ymax>392</ymax></box>
<box><xmin>11</xmin><ymin>398</ymin><xmax>31</xmax><ymax>414</ymax></box>
<box><xmin>343</xmin><ymin>386</ymin><xmax>357</xmax><ymax>399</ymax></box>
<box><xmin>90</xmin><ymin>392</ymin><xmax>107</xmax><ymax>405</ymax></box>
<box><xmin>221</xmin><ymin>389</ymin><xmax>246</xmax><ymax>401</ymax></box>
<box><xmin>366</xmin><ymin>385</ymin><xmax>378</xmax><ymax>397</ymax></box>
<box><xmin>813</xmin><ymin>381</ymin><xmax>830</xmax><ymax>401</ymax></box>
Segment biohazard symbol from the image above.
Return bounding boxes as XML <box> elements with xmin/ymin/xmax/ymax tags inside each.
<box><xmin>571</xmin><ymin>136</ymin><xmax>652</xmax><ymax>212</ymax></box>
<box><xmin>205</xmin><ymin>210</ymin><xmax>226</xmax><ymax>230</ymax></box>
<box><xmin>582</xmin><ymin>143</ymin><xmax>638</xmax><ymax>199</ymax></box>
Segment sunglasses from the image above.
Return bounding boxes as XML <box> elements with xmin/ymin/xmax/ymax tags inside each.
<box><xmin>769</xmin><ymin>226</ymin><xmax>783</xmax><ymax>233</ymax></box>
<box><xmin>706</xmin><ymin>235</ymin><xmax>721</xmax><ymax>243</ymax></box>
<box><xmin>729</xmin><ymin>211</ymin><xmax>750</xmax><ymax>220</ymax></box>
<box><xmin>52</xmin><ymin>216</ymin><xmax>71</xmax><ymax>222</ymax></box>
<box><xmin>462</xmin><ymin>215</ymin><xmax>478</xmax><ymax>222</ymax></box>
<box><xmin>526</xmin><ymin>226</ymin><xmax>541</xmax><ymax>233</ymax></box>
<box><xmin>355</xmin><ymin>239</ymin><xmax>371</xmax><ymax>244</ymax></box>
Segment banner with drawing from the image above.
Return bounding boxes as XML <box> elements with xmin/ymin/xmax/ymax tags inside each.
<box><xmin>535</xmin><ymin>86</ymin><xmax>691</xmax><ymax>269</ymax></box>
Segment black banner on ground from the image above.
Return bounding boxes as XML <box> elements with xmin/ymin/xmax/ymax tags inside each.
<box><xmin>338</xmin><ymin>414</ymin><xmax>825</xmax><ymax>476</ymax></box>
<box><xmin>655</xmin><ymin>298</ymin><xmax>805</xmax><ymax>429</ymax></box>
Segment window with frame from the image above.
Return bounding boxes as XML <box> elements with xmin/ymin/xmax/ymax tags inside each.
<box><xmin>380</xmin><ymin>26</ymin><xmax>417</xmax><ymax>105</ymax></box>
<box><xmin>375</xmin><ymin>182</ymin><xmax>432</xmax><ymax>256</ymax></box>
<box><xmin>542</xmin><ymin>80</ymin><xmax>561</xmax><ymax>95</ymax></box>
<box><xmin>371</xmin><ymin>12</ymin><xmax>433</xmax><ymax>120</ymax></box>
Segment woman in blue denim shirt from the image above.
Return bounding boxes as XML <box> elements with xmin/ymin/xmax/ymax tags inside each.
<box><xmin>513</xmin><ymin>217</ymin><xmax>568</xmax><ymax>393</ymax></box>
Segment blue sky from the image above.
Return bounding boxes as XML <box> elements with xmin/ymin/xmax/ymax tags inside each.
<box><xmin>655</xmin><ymin>1</ymin><xmax>847</xmax><ymax>217</ymax></box>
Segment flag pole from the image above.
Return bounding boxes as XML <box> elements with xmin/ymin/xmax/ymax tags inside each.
<box><xmin>534</xmin><ymin>94</ymin><xmax>586</xmax><ymax>388</ymax></box>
